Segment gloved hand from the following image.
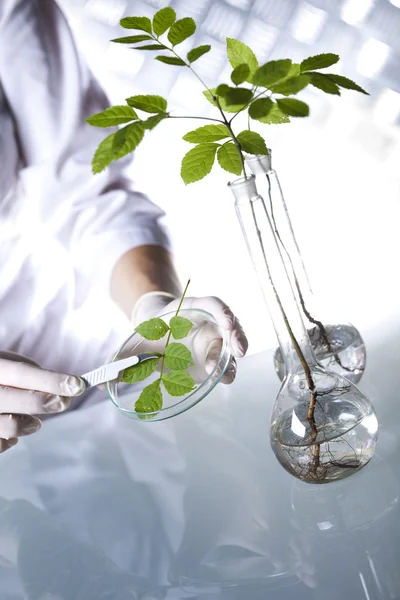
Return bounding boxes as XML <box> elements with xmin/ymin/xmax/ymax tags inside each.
<box><xmin>131</xmin><ymin>292</ymin><xmax>248</xmax><ymax>384</ymax></box>
<box><xmin>0</xmin><ymin>352</ymin><xmax>86</xmax><ymax>454</ymax></box>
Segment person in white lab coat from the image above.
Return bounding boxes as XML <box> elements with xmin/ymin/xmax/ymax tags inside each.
<box><xmin>0</xmin><ymin>0</ymin><xmax>248</xmax><ymax>453</ymax></box>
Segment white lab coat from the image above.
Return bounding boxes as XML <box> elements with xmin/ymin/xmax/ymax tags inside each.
<box><xmin>0</xmin><ymin>0</ymin><xmax>170</xmax><ymax>405</ymax></box>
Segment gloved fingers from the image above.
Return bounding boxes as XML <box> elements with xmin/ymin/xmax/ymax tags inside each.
<box><xmin>0</xmin><ymin>414</ymin><xmax>41</xmax><ymax>439</ymax></box>
<box><xmin>0</xmin><ymin>387</ymin><xmax>70</xmax><ymax>415</ymax></box>
<box><xmin>226</xmin><ymin>316</ymin><xmax>248</xmax><ymax>358</ymax></box>
<box><xmin>0</xmin><ymin>438</ymin><xmax>18</xmax><ymax>453</ymax></box>
<box><xmin>204</xmin><ymin>339</ymin><xmax>237</xmax><ymax>384</ymax></box>
<box><xmin>0</xmin><ymin>359</ymin><xmax>85</xmax><ymax>397</ymax></box>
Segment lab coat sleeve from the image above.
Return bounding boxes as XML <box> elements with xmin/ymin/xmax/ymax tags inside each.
<box><xmin>0</xmin><ymin>0</ymin><xmax>171</xmax><ymax>295</ymax></box>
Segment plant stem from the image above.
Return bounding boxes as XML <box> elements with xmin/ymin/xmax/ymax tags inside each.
<box><xmin>159</xmin><ymin>279</ymin><xmax>191</xmax><ymax>379</ymax></box>
<box><xmin>228</xmin><ymin>88</ymin><xmax>271</xmax><ymax>125</ymax></box>
<box><xmin>215</xmin><ymin>97</ymin><xmax>248</xmax><ymax>178</ymax></box>
<box><xmin>169</xmin><ymin>115</ymin><xmax>225</xmax><ymax>124</ymax></box>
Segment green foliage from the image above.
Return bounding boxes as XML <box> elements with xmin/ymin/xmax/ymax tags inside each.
<box><xmin>168</xmin><ymin>17</ymin><xmax>196</xmax><ymax>46</ymax></box>
<box><xmin>300</xmin><ymin>53</ymin><xmax>339</xmax><ymax>72</ymax></box>
<box><xmin>135</xmin><ymin>380</ymin><xmax>163</xmax><ymax>414</ymax></box>
<box><xmin>121</xmin><ymin>357</ymin><xmax>160</xmax><ymax>384</ymax></box>
<box><xmin>112</xmin><ymin>122</ymin><xmax>144</xmax><ymax>154</ymax></box>
<box><xmin>276</xmin><ymin>98</ymin><xmax>309</xmax><ymax>117</ymax></box>
<box><xmin>153</xmin><ymin>7</ymin><xmax>176</xmax><ymax>36</ymax></box>
<box><xmin>86</xmin><ymin>105</ymin><xmax>138</xmax><ymax>127</ymax></box>
<box><xmin>248</xmin><ymin>97</ymin><xmax>273</xmax><ymax>120</ymax></box>
<box><xmin>92</xmin><ymin>132</ymin><xmax>117</xmax><ymax>174</ymax></box>
<box><xmin>216</xmin><ymin>84</ymin><xmax>230</xmax><ymax>96</ymax></box>
<box><xmin>203</xmin><ymin>88</ymin><xmax>247</xmax><ymax>113</ymax></box>
<box><xmin>126</xmin><ymin>94</ymin><xmax>168</xmax><ymax>113</ymax></box>
<box><xmin>258</xmin><ymin>102</ymin><xmax>290</xmax><ymax>124</ymax></box>
<box><xmin>162</xmin><ymin>371</ymin><xmax>196</xmax><ymax>396</ymax></box>
<box><xmin>237</xmin><ymin>130</ymin><xmax>269</xmax><ymax>155</ymax></box>
<box><xmin>253</xmin><ymin>59</ymin><xmax>292</xmax><ymax>87</ymax></box>
<box><xmin>231</xmin><ymin>64</ymin><xmax>250</xmax><ymax>86</ymax></box>
<box><xmin>224</xmin><ymin>87</ymin><xmax>253</xmax><ymax>106</ymax></box>
<box><xmin>270</xmin><ymin>74</ymin><xmax>310</xmax><ymax>96</ymax></box>
<box><xmin>217</xmin><ymin>143</ymin><xmax>242</xmax><ymax>175</ymax></box>
<box><xmin>183</xmin><ymin>124</ymin><xmax>230</xmax><ymax>143</ymax></box>
<box><xmin>325</xmin><ymin>74</ymin><xmax>369</xmax><ymax>95</ymax></box>
<box><xmin>187</xmin><ymin>45</ymin><xmax>211</xmax><ymax>63</ymax></box>
<box><xmin>181</xmin><ymin>143</ymin><xmax>219</xmax><ymax>184</ymax></box>
<box><xmin>155</xmin><ymin>56</ymin><xmax>186</xmax><ymax>66</ymax></box>
<box><xmin>226</xmin><ymin>38</ymin><xmax>258</xmax><ymax>81</ymax></box>
<box><xmin>308</xmin><ymin>72</ymin><xmax>340</xmax><ymax>95</ymax></box>
<box><xmin>112</xmin><ymin>34</ymin><xmax>153</xmax><ymax>43</ymax></box>
<box><xmin>135</xmin><ymin>317</ymin><xmax>169</xmax><ymax>340</ymax></box>
<box><xmin>142</xmin><ymin>113</ymin><xmax>168</xmax><ymax>130</ymax></box>
<box><xmin>120</xmin><ymin>16</ymin><xmax>152</xmax><ymax>34</ymax></box>
<box><xmin>134</xmin><ymin>43</ymin><xmax>165</xmax><ymax>50</ymax></box>
<box><xmin>164</xmin><ymin>343</ymin><xmax>194</xmax><ymax>370</ymax></box>
<box><xmin>170</xmin><ymin>316</ymin><xmax>193</xmax><ymax>339</ymax></box>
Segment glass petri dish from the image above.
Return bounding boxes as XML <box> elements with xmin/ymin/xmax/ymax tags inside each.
<box><xmin>107</xmin><ymin>309</ymin><xmax>231</xmax><ymax>422</ymax></box>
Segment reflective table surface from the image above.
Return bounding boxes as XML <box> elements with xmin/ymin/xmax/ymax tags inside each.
<box><xmin>1</xmin><ymin>324</ymin><xmax>399</xmax><ymax>600</ymax></box>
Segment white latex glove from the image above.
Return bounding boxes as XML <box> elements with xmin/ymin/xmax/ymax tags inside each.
<box><xmin>132</xmin><ymin>292</ymin><xmax>248</xmax><ymax>384</ymax></box>
<box><xmin>0</xmin><ymin>352</ymin><xmax>86</xmax><ymax>454</ymax></box>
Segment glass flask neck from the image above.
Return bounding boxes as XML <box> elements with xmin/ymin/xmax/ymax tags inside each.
<box><xmin>228</xmin><ymin>175</ymin><xmax>317</xmax><ymax>374</ymax></box>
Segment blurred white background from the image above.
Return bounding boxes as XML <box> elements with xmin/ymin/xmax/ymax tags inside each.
<box><xmin>59</xmin><ymin>0</ymin><xmax>400</xmax><ymax>354</ymax></box>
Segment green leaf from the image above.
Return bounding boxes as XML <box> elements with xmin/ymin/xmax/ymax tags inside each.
<box><xmin>325</xmin><ymin>74</ymin><xmax>369</xmax><ymax>95</ymax></box>
<box><xmin>155</xmin><ymin>56</ymin><xmax>186</xmax><ymax>66</ymax></box>
<box><xmin>226</xmin><ymin>38</ymin><xmax>258</xmax><ymax>82</ymax></box>
<box><xmin>248</xmin><ymin>97</ymin><xmax>273</xmax><ymax>120</ymax></box>
<box><xmin>170</xmin><ymin>316</ymin><xmax>194</xmax><ymax>339</ymax></box>
<box><xmin>183</xmin><ymin>124</ymin><xmax>230</xmax><ymax>143</ymax></box>
<box><xmin>253</xmin><ymin>59</ymin><xmax>292</xmax><ymax>88</ymax></box>
<box><xmin>121</xmin><ymin>357</ymin><xmax>160</xmax><ymax>384</ymax></box>
<box><xmin>231</xmin><ymin>63</ymin><xmax>250</xmax><ymax>86</ymax></box>
<box><xmin>153</xmin><ymin>7</ymin><xmax>176</xmax><ymax>36</ymax></box>
<box><xmin>112</xmin><ymin>121</ymin><xmax>145</xmax><ymax>154</ymax></box>
<box><xmin>92</xmin><ymin>132</ymin><xmax>116</xmax><ymax>174</ymax></box>
<box><xmin>237</xmin><ymin>130</ymin><xmax>268</xmax><ymax>155</ymax></box>
<box><xmin>180</xmin><ymin>143</ymin><xmax>218</xmax><ymax>184</ymax></box>
<box><xmin>287</xmin><ymin>63</ymin><xmax>301</xmax><ymax>77</ymax></box>
<box><xmin>300</xmin><ymin>53</ymin><xmax>339</xmax><ymax>72</ymax></box>
<box><xmin>112</xmin><ymin>35</ymin><xmax>153</xmax><ymax>43</ymax></box>
<box><xmin>217</xmin><ymin>143</ymin><xmax>242</xmax><ymax>175</ymax></box>
<box><xmin>167</xmin><ymin>17</ymin><xmax>196</xmax><ymax>46</ymax></box>
<box><xmin>135</xmin><ymin>379</ymin><xmax>163</xmax><ymax>414</ymax></box>
<box><xmin>133</xmin><ymin>43</ymin><xmax>165</xmax><ymax>50</ymax></box>
<box><xmin>187</xmin><ymin>45</ymin><xmax>211</xmax><ymax>63</ymax></box>
<box><xmin>276</xmin><ymin>98</ymin><xmax>309</xmax><ymax>117</ymax></box>
<box><xmin>164</xmin><ymin>343</ymin><xmax>194</xmax><ymax>371</ymax></box>
<box><xmin>126</xmin><ymin>94</ymin><xmax>167</xmax><ymax>113</ymax></box>
<box><xmin>257</xmin><ymin>102</ymin><xmax>290</xmax><ymax>124</ymax></box>
<box><xmin>135</xmin><ymin>317</ymin><xmax>169</xmax><ymax>340</ymax></box>
<box><xmin>120</xmin><ymin>16</ymin><xmax>152</xmax><ymax>34</ymax></box>
<box><xmin>308</xmin><ymin>72</ymin><xmax>340</xmax><ymax>95</ymax></box>
<box><xmin>224</xmin><ymin>87</ymin><xmax>253</xmax><ymax>106</ymax></box>
<box><xmin>162</xmin><ymin>371</ymin><xmax>196</xmax><ymax>396</ymax></box>
<box><xmin>202</xmin><ymin>88</ymin><xmax>246</xmax><ymax>113</ymax></box>
<box><xmin>270</xmin><ymin>74</ymin><xmax>310</xmax><ymax>96</ymax></box>
<box><xmin>142</xmin><ymin>113</ymin><xmax>168</xmax><ymax>130</ymax></box>
<box><xmin>216</xmin><ymin>84</ymin><xmax>230</xmax><ymax>96</ymax></box>
<box><xmin>86</xmin><ymin>105</ymin><xmax>138</xmax><ymax>127</ymax></box>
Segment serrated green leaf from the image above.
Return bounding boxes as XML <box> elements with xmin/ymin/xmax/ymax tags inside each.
<box><xmin>300</xmin><ymin>53</ymin><xmax>339</xmax><ymax>72</ymax></box>
<box><xmin>325</xmin><ymin>74</ymin><xmax>369</xmax><ymax>95</ymax></box>
<box><xmin>135</xmin><ymin>317</ymin><xmax>169</xmax><ymax>340</ymax></box>
<box><xmin>253</xmin><ymin>59</ymin><xmax>292</xmax><ymax>88</ymax></box>
<box><xmin>180</xmin><ymin>143</ymin><xmax>218</xmax><ymax>184</ymax></box>
<box><xmin>226</xmin><ymin>38</ymin><xmax>258</xmax><ymax>82</ymax></box>
<box><xmin>164</xmin><ymin>343</ymin><xmax>194</xmax><ymax>371</ymax></box>
<box><xmin>112</xmin><ymin>34</ymin><xmax>153</xmax><ymax>44</ymax></box>
<box><xmin>133</xmin><ymin>43</ymin><xmax>165</xmax><ymax>50</ymax></box>
<box><xmin>92</xmin><ymin>132</ymin><xmax>116</xmax><ymax>174</ymax></box>
<box><xmin>168</xmin><ymin>17</ymin><xmax>196</xmax><ymax>46</ymax></box>
<box><xmin>183</xmin><ymin>124</ymin><xmax>230</xmax><ymax>143</ymax></box>
<box><xmin>248</xmin><ymin>97</ymin><xmax>273</xmax><ymax>120</ymax></box>
<box><xmin>231</xmin><ymin>63</ymin><xmax>250</xmax><ymax>86</ymax></box>
<box><xmin>112</xmin><ymin>121</ymin><xmax>145</xmax><ymax>154</ymax></box>
<box><xmin>155</xmin><ymin>55</ymin><xmax>186</xmax><ymax>66</ymax></box>
<box><xmin>142</xmin><ymin>113</ymin><xmax>168</xmax><ymax>130</ymax></box>
<box><xmin>308</xmin><ymin>72</ymin><xmax>340</xmax><ymax>95</ymax></box>
<box><xmin>121</xmin><ymin>357</ymin><xmax>159</xmax><ymax>384</ymax></box>
<box><xmin>237</xmin><ymin>130</ymin><xmax>268</xmax><ymax>155</ymax></box>
<box><xmin>217</xmin><ymin>143</ymin><xmax>242</xmax><ymax>175</ymax></box>
<box><xmin>120</xmin><ymin>16</ymin><xmax>152</xmax><ymax>34</ymax></box>
<box><xmin>126</xmin><ymin>94</ymin><xmax>168</xmax><ymax>113</ymax></box>
<box><xmin>86</xmin><ymin>105</ymin><xmax>138</xmax><ymax>127</ymax></box>
<box><xmin>202</xmin><ymin>88</ymin><xmax>246</xmax><ymax>113</ymax></box>
<box><xmin>270</xmin><ymin>74</ymin><xmax>310</xmax><ymax>96</ymax></box>
<box><xmin>224</xmin><ymin>87</ymin><xmax>253</xmax><ymax>106</ymax></box>
<box><xmin>287</xmin><ymin>63</ymin><xmax>301</xmax><ymax>77</ymax></box>
<box><xmin>170</xmin><ymin>316</ymin><xmax>194</xmax><ymax>339</ymax></box>
<box><xmin>187</xmin><ymin>45</ymin><xmax>211</xmax><ymax>63</ymax></box>
<box><xmin>257</xmin><ymin>102</ymin><xmax>290</xmax><ymax>124</ymax></box>
<box><xmin>153</xmin><ymin>7</ymin><xmax>176</xmax><ymax>36</ymax></box>
<box><xmin>276</xmin><ymin>98</ymin><xmax>309</xmax><ymax>117</ymax></box>
<box><xmin>135</xmin><ymin>379</ymin><xmax>163</xmax><ymax>414</ymax></box>
<box><xmin>162</xmin><ymin>371</ymin><xmax>196</xmax><ymax>396</ymax></box>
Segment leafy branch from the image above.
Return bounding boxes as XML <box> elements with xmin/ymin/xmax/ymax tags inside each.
<box><xmin>121</xmin><ymin>280</ymin><xmax>196</xmax><ymax>418</ymax></box>
<box><xmin>86</xmin><ymin>7</ymin><xmax>368</xmax><ymax>183</ymax></box>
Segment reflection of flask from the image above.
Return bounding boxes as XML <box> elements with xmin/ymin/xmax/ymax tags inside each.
<box><xmin>229</xmin><ymin>175</ymin><xmax>378</xmax><ymax>484</ymax></box>
<box><xmin>246</xmin><ymin>154</ymin><xmax>366</xmax><ymax>384</ymax></box>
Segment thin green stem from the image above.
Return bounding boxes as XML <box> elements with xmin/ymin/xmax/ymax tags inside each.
<box><xmin>158</xmin><ymin>279</ymin><xmax>191</xmax><ymax>379</ymax></box>
<box><xmin>215</xmin><ymin>97</ymin><xmax>247</xmax><ymax>178</ymax></box>
<box><xmin>169</xmin><ymin>115</ymin><xmax>224</xmax><ymax>124</ymax></box>
<box><xmin>228</xmin><ymin>88</ymin><xmax>272</xmax><ymax>125</ymax></box>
